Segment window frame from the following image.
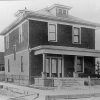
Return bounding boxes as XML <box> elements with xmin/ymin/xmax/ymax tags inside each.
<box><xmin>5</xmin><ymin>33</ymin><xmax>9</xmax><ymax>49</ymax></box>
<box><xmin>19</xmin><ymin>25</ymin><xmax>23</xmax><ymax>43</ymax></box>
<box><xmin>58</xmin><ymin>8</ymin><xmax>63</xmax><ymax>15</ymax></box>
<box><xmin>63</xmin><ymin>9</ymin><xmax>67</xmax><ymax>15</ymax></box>
<box><xmin>72</xmin><ymin>26</ymin><xmax>81</xmax><ymax>44</ymax></box>
<box><xmin>48</xmin><ymin>22</ymin><xmax>57</xmax><ymax>42</ymax></box>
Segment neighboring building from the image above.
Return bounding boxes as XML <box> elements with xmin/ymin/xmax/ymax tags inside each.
<box><xmin>1</xmin><ymin>4</ymin><xmax>100</xmax><ymax>86</ymax></box>
<box><xmin>0</xmin><ymin>52</ymin><xmax>4</xmax><ymax>71</ymax></box>
<box><xmin>0</xmin><ymin>52</ymin><xmax>5</xmax><ymax>81</ymax></box>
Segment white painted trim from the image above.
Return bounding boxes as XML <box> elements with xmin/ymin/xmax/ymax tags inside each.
<box><xmin>49</xmin><ymin>58</ymin><xmax>52</xmax><ymax>77</ymax></box>
<box><xmin>83</xmin><ymin>57</ymin><xmax>84</xmax><ymax>73</ymax></box>
<box><xmin>34</xmin><ymin>48</ymin><xmax>100</xmax><ymax>57</ymax></box>
<box><xmin>48</xmin><ymin>22</ymin><xmax>57</xmax><ymax>42</ymax></box>
<box><xmin>62</xmin><ymin>55</ymin><xmax>64</xmax><ymax>78</ymax></box>
<box><xmin>27</xmin><ymin>20</ymin><xmax>30</xmax><ymax>48</ymax></box>
<box><xmin>4</xmin><ymin>49</ymin><xmax>29</xmax><ymax>57</ymax></box>
<box><xmin>28</xmin><ymin>18</ymin><xmax>96</xmax><ymax>29</ymax></box>
<box><xmin>30</xmin><ymin>45</ymin><xmax>100</xmax><ymax>53</ymax></box>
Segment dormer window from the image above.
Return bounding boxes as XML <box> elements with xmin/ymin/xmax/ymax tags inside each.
<box><xmin>58</xmin><ymin>8</ymin><xmax>62</xmax><ymax>15</ymax></box>
<box><xmin>46</xmin><ymin>4</ymin><xmax>71</xmax><ymax>17</ymax></box>
<box><xmin>57</xmin><ymin>8</ymin><xmax>67</xmax><ymax>17</ymax></box>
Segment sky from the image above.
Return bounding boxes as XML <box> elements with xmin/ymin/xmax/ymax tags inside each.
<box><xmin>0</xmin><ymin>0</ymin><xmax>100</xmax><ymax>51</ymax></box>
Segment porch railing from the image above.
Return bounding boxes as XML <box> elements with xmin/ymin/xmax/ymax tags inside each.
<box><xmin>1</xmin><ymin>74</ymin><xmax>100</xmax><ymax>87</ymax></box>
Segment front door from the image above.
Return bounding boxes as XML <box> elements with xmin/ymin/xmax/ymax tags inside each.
<box><xmin>46</xmin><ymin>57</ymin><xmax>62</xmax><ymax>77</ymax></box>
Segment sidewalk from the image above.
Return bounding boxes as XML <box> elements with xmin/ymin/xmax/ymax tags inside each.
<box><xmin>0</xmin><ymin>82</ymin><xmax>100</xmax><ymax>100</ymax></box>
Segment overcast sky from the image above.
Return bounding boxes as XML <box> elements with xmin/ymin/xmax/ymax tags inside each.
<box><xmin>0</xmin><ymin>0</ymin><xmax>100</xmax><ymax>51</ymax></box>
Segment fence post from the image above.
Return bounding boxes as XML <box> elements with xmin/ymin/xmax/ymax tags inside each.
<box><xmin>88</xmin><ymin>76</ymin><xmax>91</xmax><ymax>86</ymax></box>
<box><xmin>19</xmin><ymin>75</ymin><xmax>20</xmax><ymax>85</ymax></box>
<box><xmin>88</xmin><ymin>76</ymin><xmax>91</xmax><ymax>97</ymax></box>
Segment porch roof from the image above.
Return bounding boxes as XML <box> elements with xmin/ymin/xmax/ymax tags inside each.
<box><xmin>30</xmin><ymin>45</ymin><xmax>100</xmax><ymax>57</ymax></box>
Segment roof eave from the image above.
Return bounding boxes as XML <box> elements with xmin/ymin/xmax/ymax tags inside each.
<box><xmin>1</xmin><ymin>12</ymin><xmax>100</xmax><ymax>35</ymax></box>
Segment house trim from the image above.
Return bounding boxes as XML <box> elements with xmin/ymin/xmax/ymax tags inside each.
<box><xmin>30</xmin><ymin>45</ymin><xmax>100</xmax><ymax>57</ymax></box>
<box><xmin>1</xmin><ymin>11</ymin><xmax>99</xmax><ymax>35</ymax></box>
<box><xmin>28</xmin><ymin>18</ymin><xmax>96</xmax><ymax>29</ymax></box>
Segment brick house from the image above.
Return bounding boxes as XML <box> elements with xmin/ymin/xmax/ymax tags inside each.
<box><xmin>1</xmin><ymin>4</ymin><xmax>100</xmax><ymax>86</ymax></box>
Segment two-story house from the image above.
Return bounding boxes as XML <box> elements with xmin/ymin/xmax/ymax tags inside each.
<box><xmin>1</xmin><ymin>4</ymin><xmax>100</xmax><ymax>86</ymax></box>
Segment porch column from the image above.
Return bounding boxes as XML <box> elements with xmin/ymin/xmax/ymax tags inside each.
<box><xmin>62</xmin><ymin>55</ymin><xmax>64</xmax><ymax>78</ymax></box>
<box><xmin>42</xmin><ymin>53</ymin><xmax>46</xmax><ymax>79</ymax></box>
<box><xmin>73</xmin><ymin>55</ymin><xmax>78</xmax><ymax>77</ymax></box>
<box><xmin>50</xmin><ymin>58</ymin><xmax>52</xmax><ymax>77</ymax></box>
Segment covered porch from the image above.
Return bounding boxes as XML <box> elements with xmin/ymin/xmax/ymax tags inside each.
<box><xmin>30</xmin><ymin>45</ymin><xmax>100</xmax><ymax>87</ymax></box>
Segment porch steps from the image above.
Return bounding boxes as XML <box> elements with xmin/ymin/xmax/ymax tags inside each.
<box><xmin>57</xmin><ymin>78</ymin><xmax>84</xmax><ymax>87</ymax></box>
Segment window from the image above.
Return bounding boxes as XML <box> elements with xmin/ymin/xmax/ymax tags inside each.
<box><xmin>19</xmin><ymin>25</ymin><xmax>23</xmax><ymax>43</ymax></box>
<box><xmin>63</xmin><ymin>10</ymin><xmax>66</xmax><ymax>15</ymax></box>
<box><xmin>46</xmin><ymin>58</ymin><xmax>50</xmax><ymax>77</ymax></box>
<box><xmin>58</xmin><ymin>9</ymin><xmax>62</xmax><ymax>15</ymax></box>
<box><xmin>73</xmin><ymin>27</ymin><xmax>81</xmax><ymax>44</ymax></box>
<box><xmin>77</xmin><ymin>57</ymin><xmax>84</xmax><ymax>73</ymax></box>
<box><xmin>48</xmin><ymin>23</ymin><xmax>57</xmax><ymax>42</ymax></box>
<box><xmin>6</xmin><ymin>34</ymin><xmax>9</xmax><ymax>49</ymax></box>
<box><xmin>13</xmin><ymin>45</ymin><xmax>16</xmax><ymax>60</ymax></box>
<box><xmin>51</xmin><ymin>58</ymin><xmax>57</xmax><ymax>77</ymax></box>
<box><xmin>0</xmin><ymin>64</ymin><xmax>4</xmax><ymax>71</ymax></box>
<box><xmin>57</xmin><ymin>8</ymin><xmax>67</xmax><ymax>16</ymax></box>
<box><xmin>21</xmin><ymin>56</ymin><xmax>24</xmax><ymax>72</ymax></box>
<box><xmin>8</xmin><ymin>59</ymin><xmax>10</xmax><ymax>72</ymax></box>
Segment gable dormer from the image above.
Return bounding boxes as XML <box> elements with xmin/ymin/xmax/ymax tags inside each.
<box><xmin>46</xmin><ymin>4</ymin><xmax>72</xmax><ymax>17</ymax></box>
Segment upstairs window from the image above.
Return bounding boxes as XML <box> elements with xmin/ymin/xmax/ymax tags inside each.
<box><xmin>5</xmin><ymin>34</ymin><xmax>9</xmax><ymax>49</ymax></box>
<box><xmin>19</xmin><ymin>25</ymin><xmax>23</xmax><ymax>43</ymax></box>
<box><xmin>48</xmin><ymin>23</ymin><xmax>57</xmax><ymax>42</ymax></box>
<box><xmin>73</xmin><ymin>27</ymin><xmax>81</xmax><ymax>44</ymax></box>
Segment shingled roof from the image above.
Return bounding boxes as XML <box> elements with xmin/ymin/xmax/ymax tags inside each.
<box><xmin>1</xmin><ymin>4</ymin><xmax>100</xmax><ymax>35</ymax></box>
